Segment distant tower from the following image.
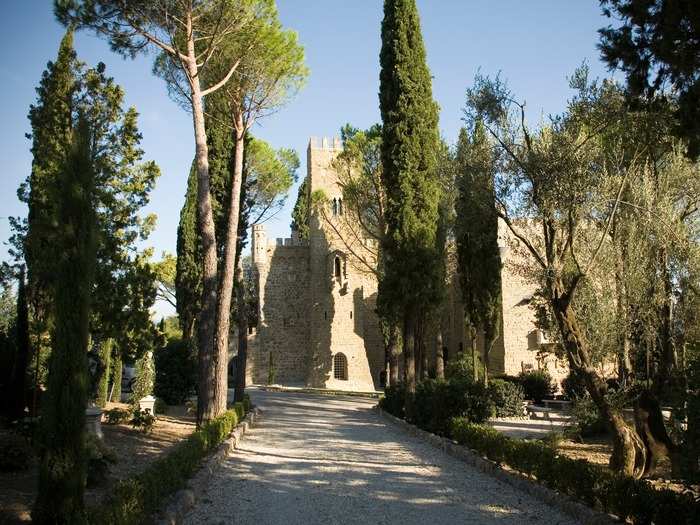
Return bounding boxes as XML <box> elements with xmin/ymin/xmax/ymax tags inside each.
<box><xmin>251</xmin><ymin>223</ymin><xmax>267</xmax><ymax>268</ymax></box>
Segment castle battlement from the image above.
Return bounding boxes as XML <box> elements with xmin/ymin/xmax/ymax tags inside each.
<box><xmin>273</xmin><ymin>237</ymin><xmax>309</xmax><ymax>248</ymax></box>
<box><xmin>309</xmin><ymin>136</ymin><xmax>342</xmax><ymax>150</ymax></box>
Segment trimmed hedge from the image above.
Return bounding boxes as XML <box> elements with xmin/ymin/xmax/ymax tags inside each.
<box><xmin>87</xmin><ymin>401</ymin><xmax>249</xmax><ymax>524</ymax></box>
<box><xmin>487</xmin><ymin>379</ymin><xmax>525</xmax><ymax>417</ymax></box>
<box><xmin>450</xmin><ymin>418</ymin><xmax>699</xmax><ymax>524</ymax></box>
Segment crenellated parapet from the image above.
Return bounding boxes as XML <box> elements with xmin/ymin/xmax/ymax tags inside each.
<box><xmin>309</xmin><ymin>136</ymin><xmax>342</xmax><ymax>150</ymax></box>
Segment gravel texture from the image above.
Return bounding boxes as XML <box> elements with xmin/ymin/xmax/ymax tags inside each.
<box><xmin>184</xmin><ymin>389</ymin><xmax>578</xmax><ymax>525</ymax></box>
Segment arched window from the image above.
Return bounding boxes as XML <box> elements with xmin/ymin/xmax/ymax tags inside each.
<box><xmin>333</xmin><ymin>353</ymin><xmax>348</xmax><ymax>381</ymax></box>
<box><xmin>334</xmin><ymin>256</ymin><xmax>342</xmax><ymax>279</ymax></box>
<box><xmin>332</xmin><ymin>198</ymin><xmax>338</xmax><ymax>216</ymax></box>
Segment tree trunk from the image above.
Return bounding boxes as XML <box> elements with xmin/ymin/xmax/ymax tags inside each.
<box><xmin>550</xmin><ymin>278</ymin><xmax>646</xmax><ymax>478</ymax></box>
<box><xmin>387</xmin><ymin>322</ymin><xmax>400</xmax><ymax>387</ymax></box>
<box><xmin>633</xmin><ymin>389</ymin><xmax>677</xmax><ymax>476</ymax></box>
<box><xmin>212</xmin><ymin>118</ymin><xmax>246</xmax><ymax>416</ymax></box>
<box><xmin>187</xmin><ymin>37</ymin><xmax>221</xmax><ymax>426</ymax></box>
<box><xmin>469</xmin><ymin>323</ymin><xmax>478</xmax><ymax>383</ymax></box>
<box><xmin>435</xmin><ymin>328</ymin><xmax>444</xmax><ymax>380</ymax></box>
<box><xmin>403</xmin><ymin>314</ymin><xmax>416</xmax><ymax>393</ymax></box>
<box><xmin>233</xmin><ymin>254</ymin><xmax>248</xmax><ymax>403</ymax></box>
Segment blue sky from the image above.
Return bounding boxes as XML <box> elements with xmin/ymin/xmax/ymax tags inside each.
<box><xmin>1</xmin><ymin>1</ymin><xmax>613</xmax><ymax>316</ymax></box>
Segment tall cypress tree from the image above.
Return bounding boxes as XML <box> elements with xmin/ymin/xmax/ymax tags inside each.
<box><xmin>455</xmin><ymin>122</ymin><xmax>502</xmax><ymax>385</ymax></box>
<box><xmin>34</xmin><ymin>115</ymin><xmax>96</xmax><ymax>524</ymax></box>
<box><xmin>378</xmin><ymin>0</ymin><xmax>441</xmax><ymax>392</ymax></box>
<box><xmin>22</xmin><ymin>29</ymin><xmax>78</xmax><ymax>337</ymax></box>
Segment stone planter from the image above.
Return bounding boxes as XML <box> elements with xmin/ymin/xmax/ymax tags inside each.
<box><xmin>139</xmin><ymin>395</ymin><xmax>156</xmax><ymax>415</ymax></box>
<box><xmin>85</xmin><ymin>406</ymin><xmax>103</xmax><ymax>439</ymax></box>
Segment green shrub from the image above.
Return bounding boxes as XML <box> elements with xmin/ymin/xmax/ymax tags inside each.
<box><xmin>154</xmin><ymin>338</ymin><xmax>196</xmax><ymax>405</ymax></box>
<box><xmin>130</xmin><ymin>408</ymin><xmax>156</xmax><ymax>434</ymax></box>
<box><xmin>390</xmin><ymin>378</ymin><xmax>493</xmax><ymax>436</ymax></box>
<box><xmin>104</xmin><ymin>408</ymin><xmax>130</xmax><ymax>425</ymax></box>
<box><xmin>561</xmin><ymin>370</ymin><xmax>587</xmax><ymax>400</ymax></box>
<box><xmin>487</xmin><ymin>379</ymin><xmax>525</xmax><ymax>417</ymax></box>
<box><xmin>518</xmin><ymin>370</ymin><xmax>554</xmax><ymax>403</ymax></box>
<box><xmin>131</xmin><ymin>351</ymin><xmax>155</xmax><ymax>406</ymax></box>
<box><xmin>0</xmin><ymin>432</ymin><xmax>33</xmax><ymax>472</ymax></box>
<box><xmin>87</xmin><ymin>402</ymin><xmax>248</xmax><ymax>524</ymax></box>
<box><xmin>154</xmin><ymin>398</ymin><xmax>168</xmax><ymax>415</ymax></box>
<box><xmin>379</xmin><ymin>384</ymin><xmax>407</xmax><ymax>418</ymax></box>
<box><xmin>569</xmin><ymin>396</ymin><xmax>608</xmax><ymax>438</ymax></box>
<box><xmin>450</xmin><ymin>418</ymin><xmax>699</xmax><ymax>524</ymax></box>
<box><xmin>242</xmin><ymin>394</ymin><xmax>252</xmax><ymax>414</ymax></box>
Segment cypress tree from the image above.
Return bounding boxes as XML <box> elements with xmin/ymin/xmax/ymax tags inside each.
<box><xmin>378</xmin><ymin>0</ymin><xmax>441</xmax><ymax>392</ymax></box>
<box><xmin>94</xmin><ymin>338</ymin><xmax>112</xmax><ymax>408</ymax></box>
<box><xmin>23</xmin><ymin>29</ymin><xmax>78</xmax><ymax>331</ymax></box>
<box><xmin>34</xmin><ymin>116</ymin><xmax>96</xmax><ymax>524</ymax></box>
<box><xmin>455</xmin><ymin>122</ymin><xmax>502</xmax><ymax>385</ymax></box>
<box><xmin>290</xmin><ymin>177</ymin><xmax>310</xmax><ymax>240</ymax></box>
<box><xmin>110</xmin><ymin>345</ymin><xmax>122</xmax><ymax>403</ymax></box>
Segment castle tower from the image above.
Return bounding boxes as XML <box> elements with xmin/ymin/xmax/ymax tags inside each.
<box><xmin>307</xmin><ymin>137</ymin><xmax>384</xmax><ymax>391</ymax></box>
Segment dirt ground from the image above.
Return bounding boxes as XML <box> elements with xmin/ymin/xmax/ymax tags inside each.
<box><xmin>0</xmin><ymin>402</ymin><xmax>194</xmax><ymax>524</ymax></box>
<box><xmin>556</xmin><ymin>435</ymin><xmax>698</xmax><ymax>497</ymax></box>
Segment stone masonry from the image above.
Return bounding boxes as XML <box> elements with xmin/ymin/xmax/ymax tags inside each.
<box><xmin>246</xmin><ymin>137</ymin><xmax>568</xmax><ymax>392</ymax></box>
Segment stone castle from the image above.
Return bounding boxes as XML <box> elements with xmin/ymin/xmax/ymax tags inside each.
<box><xmin>244</xmin><ymin>137</ymin><xmax>568</xmax><ymax>392</ymax></box>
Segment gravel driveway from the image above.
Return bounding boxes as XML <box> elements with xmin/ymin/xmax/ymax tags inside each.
<box><xmin>184</xmin><ymin>388</ymin><xmax>578</xmax><ymax>525</ymax></box>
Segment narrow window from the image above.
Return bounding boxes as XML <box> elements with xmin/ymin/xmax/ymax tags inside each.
<box><xmin>338</xmin><ymin>198</ymin><xmax>343</xmax><ymax>215</ymax></box>
<box><xmin>324</xmin><ymin>311</ymin><xmax>327</xmax><ymax>320</ymax></box>
<box><xmin>332</xmin><ymin>198</ymin><xmax>338</xmax><ymax>216</ymax></box>
<box><xmin>334</xmin><ymin>256</ymin><xmax>342</xmax><ymax>279</ymax></box>
<box><xmin>333</xmin><ymin>353</ymin><xmax>348</xmax><ymax>381</ymax></box>
<box><xmin>350</xmin><ymin>310</ymin><xmax>353</xmax><ymax>319</ymax></box>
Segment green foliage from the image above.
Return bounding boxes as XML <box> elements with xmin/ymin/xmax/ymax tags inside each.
<box><xmin>34</xmin><ymin>115</ymin><xmax>96</xmax><ymax>524</ymax></box>
<box><xmin>379</xmin><ymin>384</ymin><xmax>408</xmax><ymax>419</ymax></box>
<box><xmin>129</xmin><ymin>408</ymin><xmax>156</xmax><ymax>434</ymax></box>
<box><xmin>290</xmin><ymin>176</ymin><xmax>310</xmax><ymax>240</ymax></box>
<box><xmin>561</xmin><ymin>370</ymin><xmax>588</xmax><ymax>401</ymax></box>
<box><xmin>450</xmin><ymin>418</ymin><xmax>699</xmax><ymax>524</ymax></box>
<box><xmin>154</xmin><ymin>338</ymin><xmax>196</xmax><ymax>405</ymax></box>
<box><xmin>487</xmin><ymin>379</ymin><xmax>525</xmax><ymax>418</ymax></box>
<box><xmin>378</xmin><ymin>0</ymin><xmax>442</xmax><ymax>323</ymax></box>
<box><xmin>569</xmin><ymin>396</ymin><xmax>608</xmax><ymax>438</ymax></box>
<box><xmin>94</xmin><ymin>338</ymin><xmax>113</xmax><ymax>408</ymax></box>
<box><xmin>87</xmin><ymin>403</ymin><xmax>248</xmax><ymax>524</ymax></box>
<box><xmin>103</xmin><ymin>408</ymin><xmax>130</xmax><ymax>425</ymax></box>
<box><xmin>599</xmin><ymin>0</ymin><xmax>700</xmax><ymax>158</ymax></box>
<box><xmin>131</xmin><ymin>351</ymin><xmax>155</xmax><ymax>405</ymax></box>
<box><xmin>518</xmin><ymin>370</ymin><xmax>555</xmax><ymax>403</ymax></box>
<box><xmin>381</xmin><ymin>378</ymin><xmax>492</xmax><ymax>436</ymax></box>
<box><xmin>110</xmin><ymin>348</ymin><xmax>122</xmax><ymax>403</ymax></box>
<box><xmin>454</xmin><ymin>121</ymin><xmax>503</xmax><ymax>377</ymax></box>
<box><xmin>0</xmin><ymin>432</ymin><xmax>33</xmax><ymax>472</ymax></box>
<box><xmin>445</xmin><ymin>351</ymin><xmax>485</xmax><ymax>382</ymax></box>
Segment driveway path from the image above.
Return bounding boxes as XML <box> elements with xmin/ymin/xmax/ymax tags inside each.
<box><xmin>184</xmin><ymin>389</ymin><xmax>577</xmax><ymax>525</ymax></box>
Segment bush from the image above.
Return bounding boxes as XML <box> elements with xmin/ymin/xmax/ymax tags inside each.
<box><xmin>561</xmin><ymin>370</ymin><xmax>587</xmax><ymax>400</ymax></box>
<box><xmin>569</xmin><ymin>396</ymin><xmax>608</xmax><ymax>438</ymax></box>
<box><xmin>518</xmin><ymin>370</ymin><xmax>554</xmax><ymax>403</ymax></box>
<box><xmin>154</xmin><ymin>398</ymin><xmax>168</xmax><ymax>415</ymax></box>
<box><xmin>104</xmin><ymin>408</ymin><xmax>130</xmax><ymax>425</ymax></box>
<box><xmin>450</xmin><ymin>418</ymin><xmax>699</xmax><ymax>524</ymax></box>
<box><xmin>488</xmin><ymin>379</ymin><xmax>525</xmax><ymax>417</ymax></box>
<box><xmin>87</xmin><ymin>401</ymin><xmax>249</xmax><ymax>524</ymax></box>
<box><xmin>0</xmin><ymin>432</ymin><xmax>33</xmax><ymax>472</ymax></box>
<box><xmin>379</xmin><ymin>384</ymin><xmax>407</xmax><ymax>418</ymax></box>
<box><xmin>384</xmin><ymin>378</ymin><xmax>493</xmax><ymax>436</ymax></box>
<box><xmin>130</xmin><ymin>408</ymin><xmax>156</xmax><ymax>434</ymax></box>
<box><xmin>154</xmin><ymin>339</ymin><xmax>196</xmax><ymax>405</ymax></box>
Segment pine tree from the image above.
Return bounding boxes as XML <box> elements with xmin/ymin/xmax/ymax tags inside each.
<box><xmin>455</xmin><ymin>123</ymin><xmax>502</xmax><ymax>385</ymax></box>
<box><xmin>378</xmin><ymin>0</ymin><xmax>441</xmax><ymax>392</ymax></box>
<box><xmin>34</xmin><ymin>116</ymin><xmax>96</xmax><ymax>524</ymax></box>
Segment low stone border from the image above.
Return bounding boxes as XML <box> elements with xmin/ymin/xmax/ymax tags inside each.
<box><xmin>259</xmin><ymin>384</ymin><xmax>381</xmax><ymax>399</ymax></box>
<box><xmin>377</xmin><ymin>407</ymin><xmax>618</xmax><ymax>525</ymax></box>
<box><xmin>157</xmin><ymin>407</ymin><xmax>261</xmax><ymax>525</ymax></box>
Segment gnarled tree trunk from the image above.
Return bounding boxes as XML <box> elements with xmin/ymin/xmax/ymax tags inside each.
<box><xmin>233</xmin><ymin>254</ymin><xmax>248</xmax><ymax>403</ymax></box>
